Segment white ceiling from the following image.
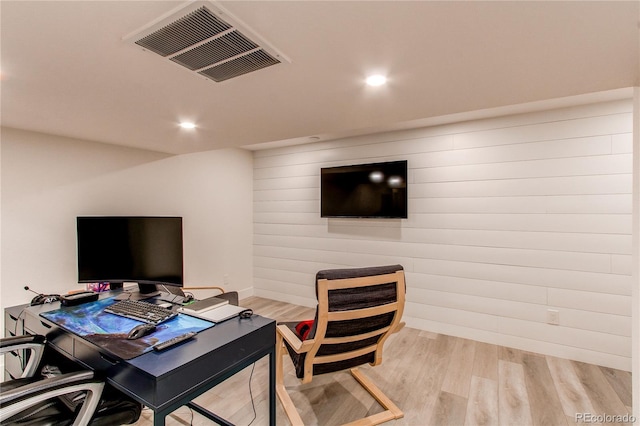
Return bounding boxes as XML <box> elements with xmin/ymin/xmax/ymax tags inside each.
<box><xmin>2</xmin><ymin>1</ymin><xmax>639</xmax><ymax>155</ymax></box>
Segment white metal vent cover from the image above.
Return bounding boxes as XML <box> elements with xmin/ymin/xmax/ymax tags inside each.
<box><xmin>123</xmin><ymin>1</ymin><xmax>289</xmax><ymax>82</ymax></box>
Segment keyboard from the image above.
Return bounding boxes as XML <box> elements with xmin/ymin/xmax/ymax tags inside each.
<box><xmin>104</xmin><ymin>299</ymin><xmax>178</xmax><ymax>325</ymax></box>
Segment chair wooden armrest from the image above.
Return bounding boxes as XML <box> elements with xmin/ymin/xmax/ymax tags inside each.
<box><xmin>276</xmin><ymin>324</ymin><xmax>315</xmax><ymax>354</ymax></box>
<box><xmin>181</xmin><ymin>285</ymin><xmax>225</xmax><ymax>293</ymax></box>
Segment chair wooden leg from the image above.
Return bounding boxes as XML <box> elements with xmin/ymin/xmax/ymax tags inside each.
<box><xmin>275</xmin><ymin>333</ymin><xmax>305</xmax><ymax>426</ymax></box>
<box><xmin>346</xmin><ymin>368</ymin><xmax>404</xmax><ymax>426</ymax></box>
<box><xmin>276</xmin><ymin>337</ymin><xmax>402</xmax><ymax>426</ymax></box>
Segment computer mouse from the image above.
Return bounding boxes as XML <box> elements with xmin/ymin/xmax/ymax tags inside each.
<box><xmin>127</xmin><ymin>324</ymin><xmax>156</xmax><ymax>340</ymax></box>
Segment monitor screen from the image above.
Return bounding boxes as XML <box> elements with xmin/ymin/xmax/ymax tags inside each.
<box><xmin>77</xmin><ymin>216</ymin><xmax>183</xmax><ymax>288</ymax></box>
<box><xmin>321</xmin><ymin>160</ymin><xmax>408</xmax><ymax>218</ymax></box>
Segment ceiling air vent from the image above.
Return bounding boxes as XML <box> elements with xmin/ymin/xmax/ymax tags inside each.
<box><xmin>124</xmin><ymin>1</ymin><xmax>289</xmax><ymax>82</ymax></box>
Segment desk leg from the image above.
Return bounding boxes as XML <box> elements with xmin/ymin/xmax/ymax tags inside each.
<box><xmin>188</xmin><ymin>402</ymin><xmax>234</xmax><ymax>426</ymax></box>
<box><xmin>269</xmin><ymin>347</ymin><xmax>276</xmax><ymax>426</ymax></box>
<box><xmin>153</xmin><ymin>412</ymin><xmax>166</xmax><ymax>426</ymax></box>
<box><xmin>149</xmin><ymin>348</ymin><xmax>275</xmax><ymax>426</ymax></box>
<box><xmin>153</xmin><ymin>404</ymin><xmax>233</xmax><ymax>426</ymax></box>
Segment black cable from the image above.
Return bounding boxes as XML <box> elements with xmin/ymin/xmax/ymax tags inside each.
<box><xmin>247</xmin><ymin>362</ymin><xmax>257</xmax><ymax>426</ymax></box>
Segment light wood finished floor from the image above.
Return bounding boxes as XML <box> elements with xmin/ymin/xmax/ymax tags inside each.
<box><xmin>133</xmin><ymin>297</ymin><xmax>633</xmax><ymax>426</ymax></box>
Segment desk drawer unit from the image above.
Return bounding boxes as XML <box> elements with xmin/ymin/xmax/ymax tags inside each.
<box><xmin>23</xmin><ymin>308</ymin><xmax>74</xmax><ymax>356</ymax></box>
<box><xmin>4</xmin><ymin>305</ymin><xmax>28</xmax><ymax>380</ymax></box>
<box><xmin>73</xmin><ymin>337</ymin><xmax>121</xmax><ymax>371</ymax></box>
<box><xmin>5</xmin><ymin>305</ymin><xmax>25</xmax><ymax>338</ymax></box>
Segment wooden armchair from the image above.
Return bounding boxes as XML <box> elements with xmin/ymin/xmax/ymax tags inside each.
<box><xmin>276</xmin><ymin>265</ymin><xmax>406</xmax><ymax>426</ymax></box>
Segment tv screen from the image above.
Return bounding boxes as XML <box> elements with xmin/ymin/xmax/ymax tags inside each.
<box><xmin>77</xmin><ymin>216</ymin><xmax>183</xmax><ymax>287</ymax></box>
<box><xmin>321</xmin><ymin>160</ymin><xmax>408</xmax><ymax>218</ymax></box>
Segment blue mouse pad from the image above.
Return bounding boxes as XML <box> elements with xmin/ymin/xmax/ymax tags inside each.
<box><xmin>41</xmin><ymin>297</ymin><xmax>214</xmax><ymax>360</ymax></box>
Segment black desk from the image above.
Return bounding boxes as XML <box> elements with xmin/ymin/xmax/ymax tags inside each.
<box><xmin>15</xmin><ymin>298</ymin><xmax>276</xmax><ymax>426</ymax></box>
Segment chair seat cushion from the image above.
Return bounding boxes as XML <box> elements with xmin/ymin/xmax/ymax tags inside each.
<box><xmin>2</xmin><ymin>397</ymin><xmax>75</xmax><ymax>426</ymax></box>
<box><xmin>279</xmin><ymin>320</ymin><xmax>379</xmax><ymax>379</ymax></box>
<box><xmin>282</xmin><ymin>337</ymin><xmax>376</xmax><ymax>378</ymax></box>
<box><xmin>89</xmin><ymin>384</ymin><xmax>142</xmax><ymax>426</ymax></box>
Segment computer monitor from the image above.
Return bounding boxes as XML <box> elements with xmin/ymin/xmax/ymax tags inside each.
<box><xmin>77</xmin><ymin>216</ymin><xmax>183</xmax><ymax>297</ymax></box>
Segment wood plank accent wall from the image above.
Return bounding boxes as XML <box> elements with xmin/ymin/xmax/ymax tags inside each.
<box><xmin>253</xmin><ymin>99</ymin><xmax>634</xmax><ymax>370</ymax></box>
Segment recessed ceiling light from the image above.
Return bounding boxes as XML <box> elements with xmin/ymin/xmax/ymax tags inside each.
<box><xmin>366</xmin><ymin>74</ymin><xmax>387</xmax><ymax>87</ymax></box>
<box><xmin>179</xmin><ymin>121</ymin><xmax>196</xmax><ymax>129</ymax></box>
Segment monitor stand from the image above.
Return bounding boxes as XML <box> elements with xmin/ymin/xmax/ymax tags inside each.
<box><xmin>114</xmin><ymin>283</ymin><xmax>160</xmax><ymax>301</ymax></box>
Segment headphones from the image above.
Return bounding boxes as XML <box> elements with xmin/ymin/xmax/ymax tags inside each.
<box><xmin>30</xmin><ymin>294</ymin><xmax>60</xmax><ymax>306</ymax></box>
<box><xmin>239</xmin><ymin>308</ymin><xmax>253</xmax><ymax>319</ymax></box>
<box><xmin>25</xmin><ymin>286</ymin><xmax>60</xmax><ymax>306</ymax></box>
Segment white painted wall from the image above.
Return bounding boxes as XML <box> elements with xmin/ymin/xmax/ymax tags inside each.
<box><xmin>253</xmin><ymin>99</ymin><xmax>634</xmax><ymax>370</ymax></box>
<box><xmin>0</xmin><ymin>127</ymin><xmax>254</xmax><ymax>325</ymax></box>
<box><xmin>632</xmin><ymin>87</ymin><xmax>640</xmax><ymax>417</ymax></box>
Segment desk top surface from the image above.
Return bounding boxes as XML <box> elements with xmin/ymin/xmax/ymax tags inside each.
<box><xmin>127</xmin><ymin>313</ymin><xmax>274</xmax><ymax>376</ymax></box>
<box><xmin>26</xmin><ymin>293</ymin><xmax>274</xmax><ymax>373</ymax></box>
<box><xmin>22</xmin><ymin>294</ymin><xmax>276</xmax><ymax>411</ymax></box>
<box><xmin>21</xmin><ymin>296</ymin><xmax>275</xmax><ymax>378</ymax></box>
<box><xmin>40</xmin><ymin>296</ymin><xmax>215</xmax><ymax>360</ymax></box>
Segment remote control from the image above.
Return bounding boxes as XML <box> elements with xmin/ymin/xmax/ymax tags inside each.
<box><xmin>153</xmin><ymin>331</ymin><xmax>197</xmax><ymax>351</ymax></box>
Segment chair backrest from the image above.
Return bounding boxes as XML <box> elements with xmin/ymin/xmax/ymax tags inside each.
<box><xmin>300</xmin><ymin>265</ymin><xmax>405</xmax><ymax>381</ymax></box>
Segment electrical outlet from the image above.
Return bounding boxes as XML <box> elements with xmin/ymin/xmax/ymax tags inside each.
<box><xmin>547</xmin><ymin>309</ymin><xmax>560</xmax><ymax>325</ymax></box>
<box><xmin>223</xmin><ymin>274</ymin><xmax>229</xmax><ymax>285</ymax></box>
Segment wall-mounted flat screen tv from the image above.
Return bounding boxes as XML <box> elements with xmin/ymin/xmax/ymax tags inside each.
<box><xmin>321</xmin><ymin>160</ymin><xmax>408</xmax><ymax>218</ymax></box>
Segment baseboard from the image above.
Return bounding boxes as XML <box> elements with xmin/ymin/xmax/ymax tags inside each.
<box><xmin>237</xmin><ymin>286</ymin><xmax>254</xmax><ymax>302</ymax></box>
<box><xmin>404</xmin><ymin>316</ymin><xmax>631</xmax><ymax>372</ymax></box>
<box><xmin>253</xmin><ymin>289</ymin><xmax>316</xmax><ymax>308</ymax></box>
